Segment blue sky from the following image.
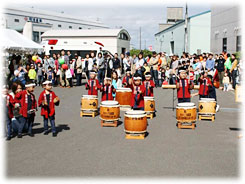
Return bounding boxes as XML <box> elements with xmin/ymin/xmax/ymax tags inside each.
<box><xmin>4</xmin><ymin>1</ymin><xmax>211</xmax><ymax>50</ymax></box>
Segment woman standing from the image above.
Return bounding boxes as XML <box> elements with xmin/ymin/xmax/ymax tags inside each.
<box><xmin>230</xmin><ymin>54</ymin><xmax>238</xmax><ymax>90</ymax></box>
<box><xmin>111</xmin><ymin>71</ymin><xmax>122</xmax><ymax>100</ymax></box>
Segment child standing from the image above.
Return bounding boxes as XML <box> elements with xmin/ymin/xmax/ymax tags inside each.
<box><xmin>111</xmin><ymin>71</ymin><xmax>122</xmax><ymax>99</ymax></box>
<box><xmin>129</xmin><ymin>73</ymin><xmax>146</xmax><ymax>110</ymax></box>
<box><xmin>143</xmin><ymin>72</ymin><xmax>155</xmax><ymax>97</ymax></box>
<box><xmin>2</xmin><ymin>85</ymin><xmax>14</xmax><ymax>140</ymax></box>
<box><xmin>38</xmin><ymin>80</ymin><xmax>60</xmax><ymax>137</ymax></box>
<box><xmin>100</xmin><ymin>77</ymin><xmax>116</xmax><ymax>101</ymax></box>
<box><xmin>176</xmin><ymin>69</ymin><xmax>194</xmax><ymax>103</ymax></box>
<box><xmin>28</xmin><ymin>64</ymin><xmax>37</xmax><ymax>83</ymax></box>
<box><xmin>223</xmin><ymin>72</ymin><xmax>230</xmax><ymax>91</ymax></box>
<box><xmin>85</xmin><ymin>71</ymin><xmax>101</xmax><ymax>96</ymax></box>
<box><xmin>198</xmin><ymin>71</ymin><xmax>212</xmax><ymax>99</ymax></box>
<box><xmin>14</xmin><ymin>82</ymin><xmax>37</xmax><ymax>138</ymax></box>
<box><xmin>122</xmin><ymin>69</ymin><xmax>132</xmax><ymax>88</ymax></box>
<box><xmin>37</xmin><ymin>63</ymin><xmax>44</xmax><ymax>86</ymax></box>
<box><xmin>47</xmin><ymin>66</ymin><xmax>54</xmax><ymax>85</ymax></box>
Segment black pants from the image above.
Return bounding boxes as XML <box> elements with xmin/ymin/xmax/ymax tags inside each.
<box><xmin>232</xmin><ymin>70</ymin><xmax>237</xmax><ymax>89</ymax></box>
<box><xmin>178</xmin><ymin>98</ymin><xmax>191</xmax><ymax>103</ymax></box>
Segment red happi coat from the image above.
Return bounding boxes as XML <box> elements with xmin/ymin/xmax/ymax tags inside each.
<box><xmin>101</xmin><ymin>84</ymin><xmax>114</xmax><ymax>101</ymax></box>
<box><xmin>14</xmin><ymin>90</ymin><xmax>37</xmax><ymax>118</ymax></box>
<box><xmin>189</xmin><ymin>71</ymin><xmax>194</xmax><ymax>81</ymax></box>
<box><xmin>143</xmin><ymin>80</ymin><xmax>155</xmax><ymax>97</ymax></box>
<box><xmin>86</xmin><ymin>79</ymin><xmax>101</xmax><ymax>96</ymax></box>
<box><xmin>130</xmin><ymin>84</ymin><xmax>145</xmax><ymax>108</ymax></box>
<box><xmin>198</xmin><ymin>77</ymin><xmax>212</xmax><ymax>96</ymax></box>
<box><xmin>213</xmin><ymin>69</ymin><xmax>219</xmax><ymax>82</ymax></box>
<box><xmin>5</xmin><ymin>94</ymin><xmax>14</xmax><ymax>119</ymax></box>
<box><xmin>176</xmin><ymin>78</ymin><xmax>191</xmax><ymax>99</ymax></box>
<box><xmin>122</xmin><ymin>76</ymin><xmax>131</xmax><ymax>87</ymax></box>
<box><xmin>38</xmin><ymin>90</ymin><xmax>58</xmax><ymax>118</ymax></box>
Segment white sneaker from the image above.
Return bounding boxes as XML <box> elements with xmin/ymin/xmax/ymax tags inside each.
<box><xmin>216</xmin><ymin>104</ymin><xmax>220</xmax><ymax>112</ymax></box>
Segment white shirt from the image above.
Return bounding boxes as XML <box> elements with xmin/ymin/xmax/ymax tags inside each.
<box><xmin>123</xmin><ymin>58</ymin><xmax>130</xmax><ymax>70</ymax></box>
<box><xmin>135</xmin><ymin>59</ymin><xmax>144</xmax><ymax>70</ymax></box>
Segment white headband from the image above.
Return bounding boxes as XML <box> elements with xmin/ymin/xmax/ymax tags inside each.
<box><xmin>133</xmin><ymin>77</ymin><xmax>142</xmax><ymax>80</ymax></box>
<box><xmin>179</xmin><ymin>70</ymin><xmax>186</xmax><ymax>73</ymax></box>
<box><xmin>90</xmin><ymin>72</ymin><xmax>97</xmax><ymax>75</ymax></box>
<box><xmin>42</xmin><ymin>80</ymin><xmax>52</xmax><ymax>85</ymax></box>
<box><xmin>145</xmin><ymin>75</ymin><xmax>151</xmax><ymax>77</ymax></box>
<box><xmin>104</xmin><ymin>77</ymin><xmax>111</xmax><ymax>80</ymax></box>
<box><xmin>25</xmin><ymin>83</ymin><xmax>35</xmax><ymax>87</ymax></box>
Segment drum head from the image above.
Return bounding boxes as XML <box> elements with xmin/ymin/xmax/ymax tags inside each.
<box><xmin>200</xmin><ymin>98</ymin><xmax>216</xmax><ymax>102</ymax></box>
<box><xmin>177</xmin><ymin>102</ymin><xmax>195</xmax><ymax>107</ymax></box>
<box><xmin>116</xmin><ymin>88</ymin><xmax>132</xmax><ymax>92</ymax></box>
<box><xmin>144</xmin><ymin>96</ymin><xmax>154</xmax><ymax>100</ymax></box>
<box><xmin>101</xmin><ymin>100</ymin><xmax>119</xmax><ymax>106</ymax></box>
<box><xmin>125</xmin><ymin>110</ymin><xmax>146</xmax><ymax>115</ymax></box>
<box><xmin>82</xmin><ymin>95</ymin><xmax>97</xmax><ymax>99</ymax></box>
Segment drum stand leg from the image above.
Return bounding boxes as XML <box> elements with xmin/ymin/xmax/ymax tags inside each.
<box><xmin>101</xmin><ymin>120</ymin><xmax>118</xmax><ymax>127</ymax></box>
<box><xmin>198</xmin><ymin>114</ymin><xmax>215</xmax><ymax>122</ymax></box>
<box><xmin>80</xmin><ymin>110</ymin><xmax>98</xmax><ymax>117</ymax></box>
<box><xmin>125</xmin><ymin>133</ymin><xmax>145</xmax><ymax>139</ymax></box>
<box><xmin>146</xmin><ymin>112</ymin><xmax>154</xmax><ymax>119</ymax></box>
<box><xmin>177</xmin><ymin>121</ymin><xmax>196</xmax><ymax>129</ymax></box>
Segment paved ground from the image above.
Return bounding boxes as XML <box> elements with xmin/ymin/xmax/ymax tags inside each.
<box><xmin>6</xmin><ymin>84</ymin><xmax>241</xmax><ymax>178</ymax></box>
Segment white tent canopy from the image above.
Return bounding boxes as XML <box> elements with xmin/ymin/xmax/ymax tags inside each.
<box><xmin>0</xmin><ymin>29</ymin><xmax>43</xmax><ymax>52</ymax></box>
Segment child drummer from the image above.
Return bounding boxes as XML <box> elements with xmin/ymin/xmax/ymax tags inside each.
<box><xmin>198</xmin><ymin>70</ymin><xmax>212</xmax><ymax>99</ymax></box>
<box><xmin>143</xmin><ymin>72</ymin><xmax>155</xmax><ymax>97</ymax></box>
<box><xmin>129</xmin><ymin>73</ymin><xmax>145</xmax><ymax>110</ymax></box>
<box><xmin>38</xmin><ymin>80</ymin><xmax>60</xmax><ymax>137</ymax></box>
<box><xmin>100</xmin><ymin>77</ymin><xmax>116</xmax><ymax>101</ymax></box>
<box><xmin>176</xmin><ymin>68</ymin><xmax>194</xmax><ymax>103</ymax></box>
<box><xmin>85</xmin><ymin>70</ymin><xmax>101</xmax><ymax>96</ymax></box>
<box><xmin>14</xmin><ymin>81</ymin><xmax>37</xmax><ymax>138</ymax></box>
<box><xmin>122</xmin><ymin>68</ymin><xmax>132</xmax><ymax>87</ymax></box>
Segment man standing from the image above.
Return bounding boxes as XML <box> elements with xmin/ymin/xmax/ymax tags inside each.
<box><xmin>112</xmin><ymin>53</ymin><xmax>121</xmax><ymax>78</ymax></box>
<box><xmin>149</xmin><ymin>51</ymin><xmax>159</xmax><ymax>87</ymax></box>
<box><xmin>216</xmin><ymin>54</ymin><xmax>226</xmax><ymax>89</ymax></box>
<box><xmin>60</xmin><ymin>49</ymin><xmax>70</xmax><ymax>88</ymax></box>
<box><xmin>206</xmin><ymin>53</ymin><xmax>215</xmax><ymax>75</ymax></box>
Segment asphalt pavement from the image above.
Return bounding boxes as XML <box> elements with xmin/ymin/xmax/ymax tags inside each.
<box><xmin>6</xmin><ymin>84</ymin><xmax>241</xmax><ymax>178</ymax></box>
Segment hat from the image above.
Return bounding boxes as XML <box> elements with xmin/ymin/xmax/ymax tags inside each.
<box><xmin>25</xmin><ymin>83</ymin><xmax>35</xmax><ymax>88</ymax></box>
<box><xmin>42</xmin><ymin>80</ymin><xmax>52</xmax><ymax>85</ymax></box>
<box><xmin>2</xmin><ymin>84</ymin><xmax>9</xmax><ymax>89</ymax></box>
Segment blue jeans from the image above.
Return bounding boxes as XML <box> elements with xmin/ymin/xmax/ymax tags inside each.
<box><xmin>17</xmin><ymin>115</ymin><xmax>34</xmax><ymax>134</ymax></box>
<box><xmin>98</xmin><ymin>69</ymin><xmax>105</xmax><ymax>84</ymax></box>
<box><xmin>152</xmin><ymin>70</ymin><xmax>159</xmax><ymax>87</ymax></box>
<box><xmin>6</xmin><ymin>116</ymin><xmax>12</xmax><ymax>137</ymax></box>
<box><xmin>12</xmin><ymin>118</ymin><xmax>28</xmax><ymax>133</ymax></box>
<box><xmin>43</xmin><ymin>116</ymin><xmax>56</xmax><ymax>133</ymax></box>
<box><xmin>76</xmin><ymin>73</ymin><xmax>82</xmax><ymax>86</ymax></box>
<box><xmin>38</xmin><ymin>75</ymin><xmax>43</xmax><ymax>86</ymax></box>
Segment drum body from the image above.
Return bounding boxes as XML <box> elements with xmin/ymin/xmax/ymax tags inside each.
<box><xmin>100</xmin><ymin>101</ymin><xmax>120</xmax><ymax>121</ymax></box>
<box><xmin>144</xmin><ymin>96</ymin><xmax>155</xmax><ymax>112</ymax></box>
<box><xmin>176</xmin><ymin>103</ymin><xmax>196</xmax><ymax>122</ymax></box>
<box><xmin>81</xmin><ymin>95</ymin><xmax>98</xmax><ymax>111</ymax></box>
<box><xmin>198</xmin><ymin>98</ymin><xmax>216</xmax><ymax>115</ymax></box>
<box><xmin>124</xmin><ymin>110</ymin><xmax>147</xmax><ymax>133</ymax></box>
<box><xmin>116</xmin><ymin>88</ymin><xmax>132</xmax><ymax>106</ymax></box>
<box><xmin>213</xmin><ymin>81</ymin><xmax>220</xmax><ymax>88</ymax></box>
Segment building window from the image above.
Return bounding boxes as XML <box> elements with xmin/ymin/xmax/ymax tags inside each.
<box><xmin>69</xmin><ymin>26</ymin><xmax>72</xmax><ymax>29</ymax></box>
<box><xmin>14</xmin><ymin>19</ymin><xmax>19</xmax><ymax>22</ymax></box>
<box><xmin>222</xmin><ymin>38</ymin><xmax>227</xmax><ymax>52</ymax></box>
<box><xmin>119</xmin><ymin>33</ymin><xmax>129</xmax><ymax>40</ymax></box>
<box><xmin>236</xmin><ymin>36</ymin><xmax>241</xmax><ymax>52</ymax></box>
<box><xmin>33</xmin><ymin>31</ymin><xmax>40</xmax><ymax>42</ymax></box>
<box><xmin>79</xmin><ymin>27</ymin><xmax>82</xmax><ymax>29</ymax></box>
<box><xmin>58</xmin><ymin>24</ymin><xmax>62</xmax><ymax>28</ymax></box>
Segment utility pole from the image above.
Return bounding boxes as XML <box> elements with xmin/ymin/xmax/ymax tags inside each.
<box><xmin>184</xmin><ymin>3</ymin><xmax>188</xmax><ymax>53</ymax></box>
<box><xmin>144</xmin><ymin>40</ymin><xmax>146</xmax><ymax>50</ymax></box>
<box><xmin>139</xmin><ymin>27</ymin><xmax>141</xmax><ymax>51</ymax></box>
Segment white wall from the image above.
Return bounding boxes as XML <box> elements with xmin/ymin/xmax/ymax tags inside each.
<box><xmin>188</xmin><ymin>12</ymin><xmax>211</xmax><ymax>54</ymax></box>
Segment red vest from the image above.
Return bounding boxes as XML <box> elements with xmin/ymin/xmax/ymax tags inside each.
<box><xmin>101</xmin><ymin>85</ymin><xmax>114</xmax><ymax>101</ymax></box>
<box><xmin>143</xmin><ymin>80</ymin><xmax>155</xmax><ymax>97</ymax></box>
<box><xmin>176</xmin><ymin>79</ymin><xmax>191</xmax><ymax>98</ymax></box>
<box><xmin>199</xmin><ymin>77</ymin><xmax>212</xmax><ymax>95</ymax></box>
<box><xmin>14</xmin><ymin>90</ymin><xmax>37</xmax><ymax>118</ymax></box>
<box><xmin>38</xmin><ymin>90</ymin><xmax>58</xmax><ymax>118</ymax></box>
<box><xmin>86</xmin><ymin>79</ymin><xmax>101</xmax><ymax>96</ymax></box>
<box><xmin>122</xmin><ymin>76</ymin><xmax>131</xmax><ymax>87</ymax></box>
<box><xmin>130</xmin><ymin>84</ymin><xmax>145</xmax><ymax>108</ymax></box>
<box><xmin>189</xmin><ymin>71</ymin><xmax>194</xmax><ymax>81</ymax></box>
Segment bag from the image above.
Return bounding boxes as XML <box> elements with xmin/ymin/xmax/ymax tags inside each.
<box><xmin>65</xmin><ymin>69</ymin><xmax>72</xmax><ymax>78</ymax></box>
